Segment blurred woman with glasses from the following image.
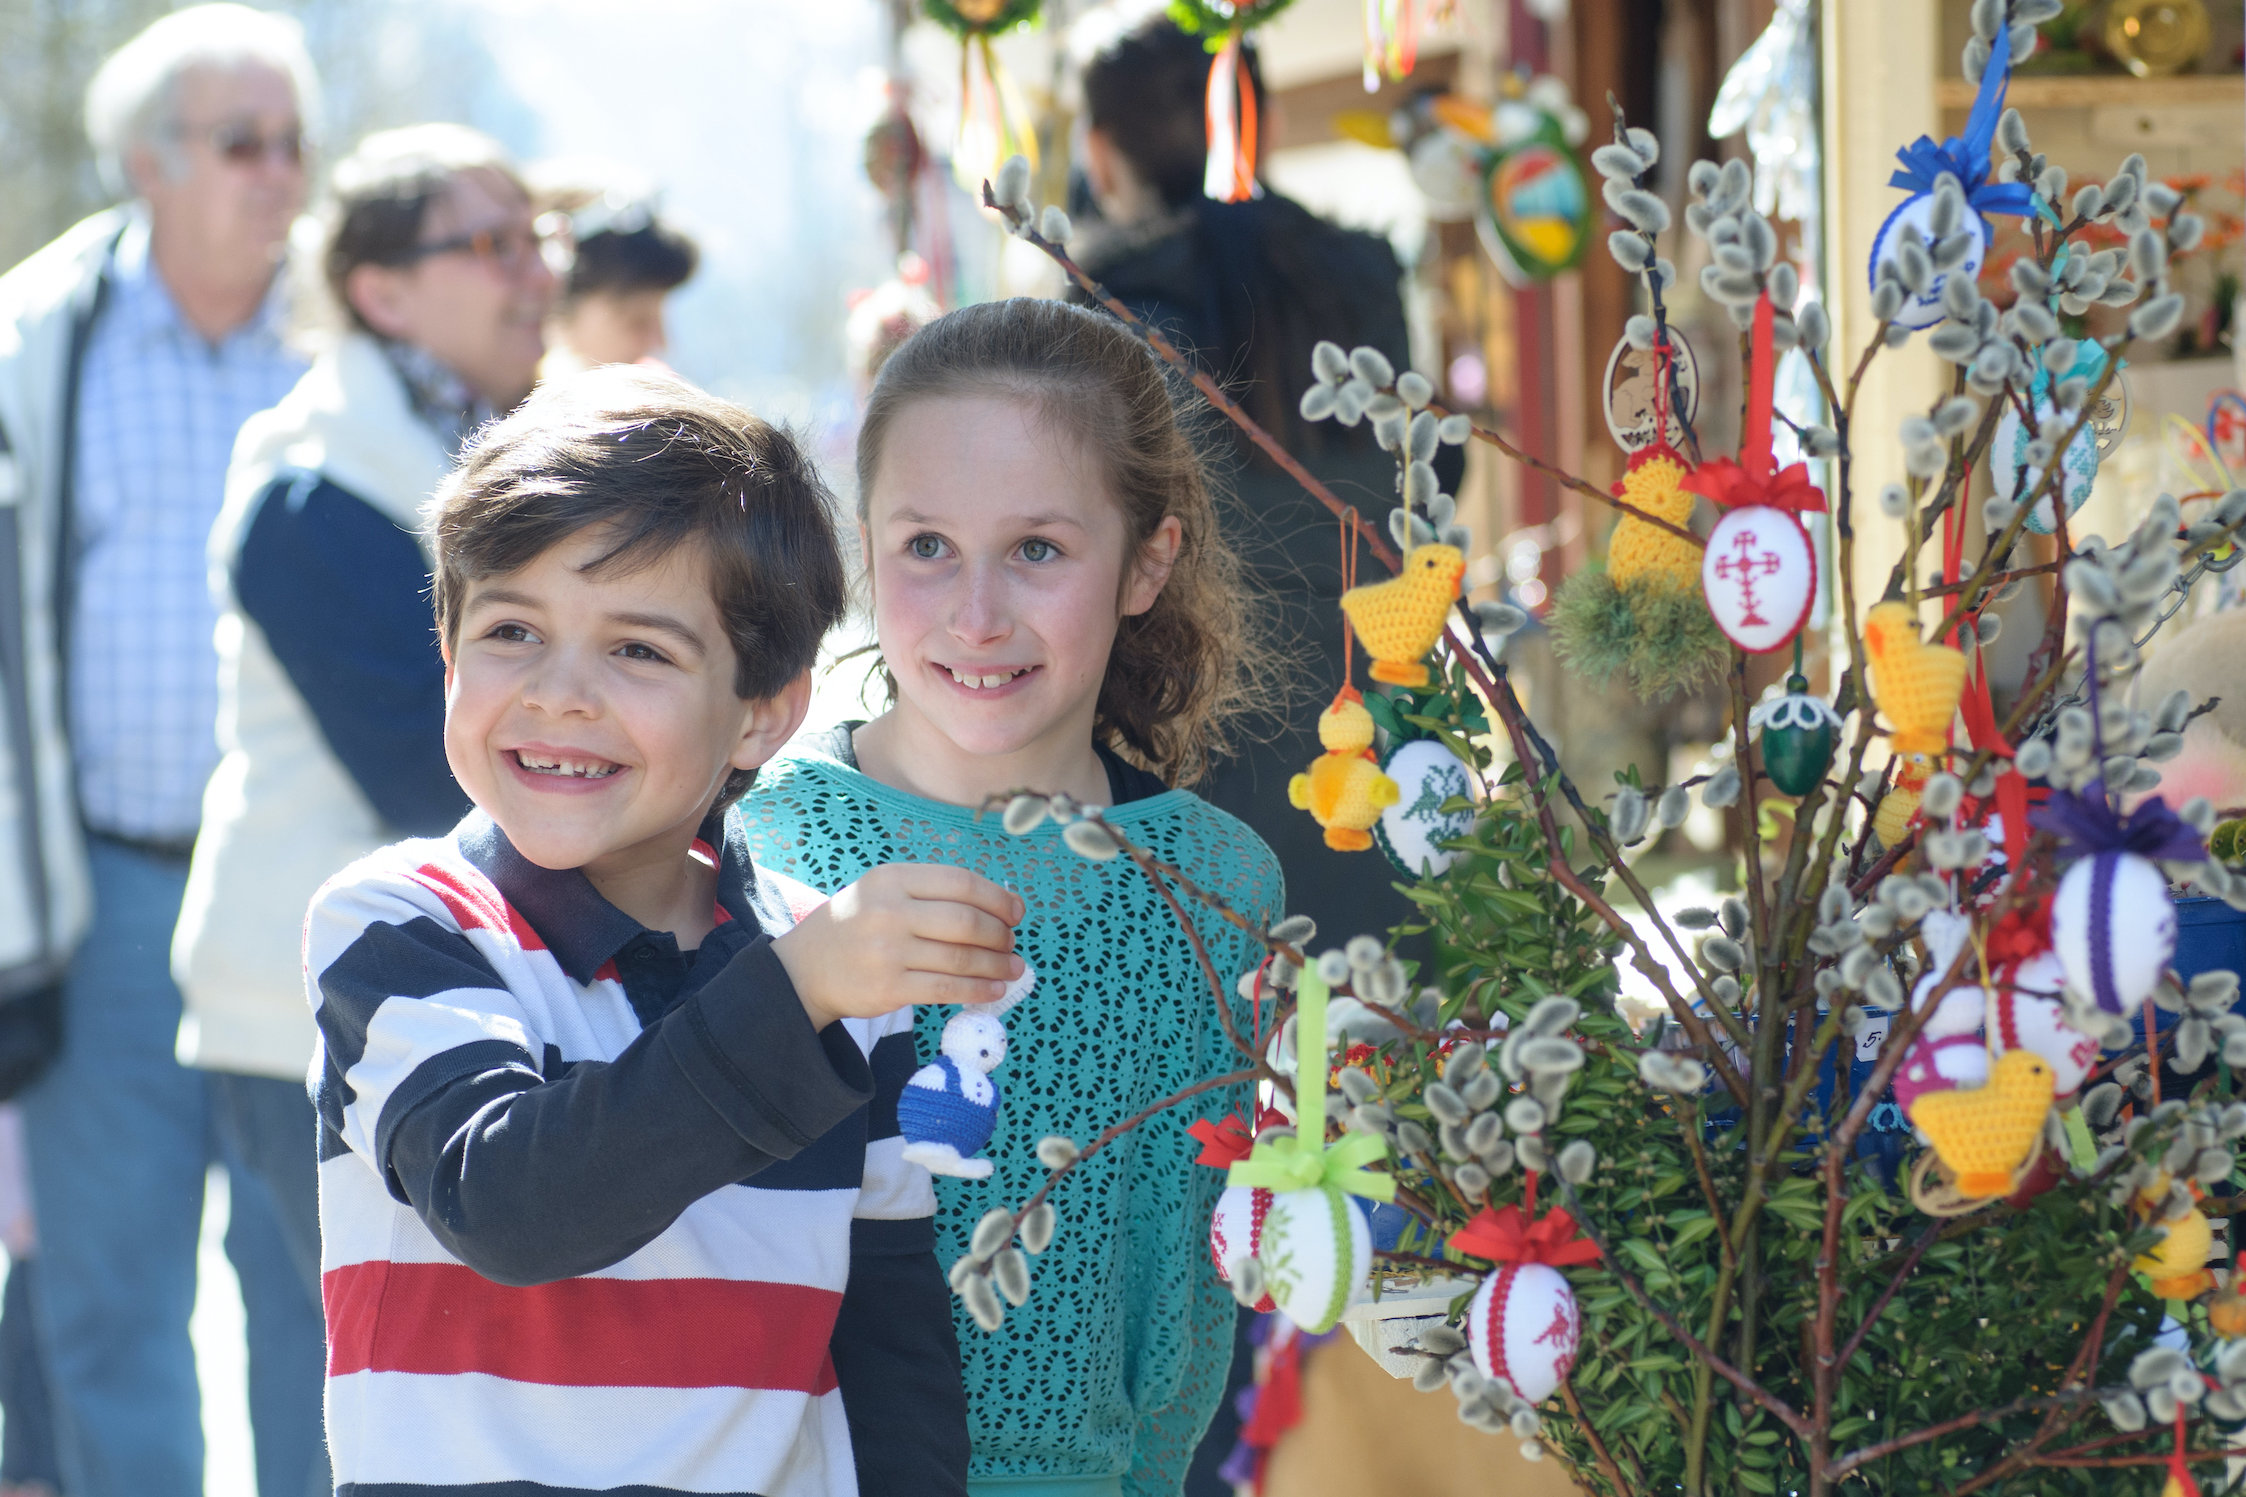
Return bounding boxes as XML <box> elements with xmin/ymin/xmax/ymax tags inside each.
<box><xmin>172</xmin><ymin>130</ymin><xmax>558</xmax><ymax>1297</ymax></box>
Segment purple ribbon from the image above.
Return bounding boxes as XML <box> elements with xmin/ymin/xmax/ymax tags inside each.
<box><xmin>1887</xmin><ymin>37</ymin><xmax>2036</xmax><ymax>220</ymax></box>
<box><xmin>2032</xmin><ymin>781</ymin><xmax>2208</xmax><ymax>866</ymax></box>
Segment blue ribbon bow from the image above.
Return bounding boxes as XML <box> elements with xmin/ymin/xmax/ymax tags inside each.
<box><xmin>2032</xmin><ymin>780</ymin><xmax>2207</xmax><ymax>866</ymax></box>
<box><xmin>1887</xmin><ymin>36</ymin><xmax>2035</xmax><ymax>219</ymax></box>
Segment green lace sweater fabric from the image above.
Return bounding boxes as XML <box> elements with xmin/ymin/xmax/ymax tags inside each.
<box><xmin>736</xmin><ymin>746</ymin><xmax>1283</xmax><ymax>1495</ymax></box>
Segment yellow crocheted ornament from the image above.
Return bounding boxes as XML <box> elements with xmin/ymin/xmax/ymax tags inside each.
<box><xmin>1288</xmin><ymin>695</ymin><xmax>1399</xmax><ymax>852</ymax></box>
<box><xmin>1341</xmin><ymin>543</ymin><xmax>1465</xmax><ymax>688</ymax></box>
<box><xmin>1872</xmin><ymin>754</ymin><xmax>1934</xmax><ymax>848</ymax></box>
<box><xmin>1606</xmin><ymin>451</ymin><xmax>1699</xmax><ymax>591</ymax></box>
<box><xmin>2134</xmin><ymin>1187</ymin><xmax>2217</xmax><ymax>1299</ymax></box>
<box><xmin>1906</xmin><ymin>1049</ymin><xmax>2053</xmax><ymax>1198</ymax></box>
<box><xmin>1864</xmin><ymin>601</ymin><xmax>1968</xmax><ymax>758</ymax></box>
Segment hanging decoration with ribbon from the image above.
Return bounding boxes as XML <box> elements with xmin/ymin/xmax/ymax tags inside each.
<box><xmin>1169</xmin><ymin>2</ymin><xmax>1295</xmax><ymax>204</ymax></box>
<box><xmin>1224</xmin><ymin>964</ymin><xmax>1391</xmax><ymax>1332</ymax></box>
<box><xmin>1291</xmin><ymin>510</ymin><xmax>1400</xmax><ymax>850</ymax></box>
<box><xmin>1361</xmin><ymin>0</ymin><xmax>1423</xmax><ymax>89</ymax></box>
<box><xmin>1688</xmin><ymin>292</ymin><xmax>1824</xmax><ymax>654</ymax></box>
<box><xmin>1457</xmin><ymin>1186</ymin><xmax>1589</xmax><ymax>1405</ymax></box>
<box><xmin>1867</xmin><ymin>31</ymin><xmax>2034</xmax><ymax>329</ymax></box>
<box><xmin>925</xmin><ymin>1</ymin><xmax>1044</xmax><ymax>195</ymax></box>
<box><xmin>2037</xmin><ymin>781</ymin><xmax>2205</xmax><ymax>1016</ymax></box>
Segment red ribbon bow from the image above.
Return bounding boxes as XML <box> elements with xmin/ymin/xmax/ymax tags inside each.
<box><xmin>1190</xmin><ymin>1108</ymin><xmax>1287</xmax><ymax>1169</ymax></box>
<box><xmin>1678</xmin><ymin>293</ymin><xmax>1827</xmax><ymax>518</ymax></box>
<box><xmin>1449</xmin><ymin>1204</ymin><xmax>1602</xmax><ymax>1267</ymax></box>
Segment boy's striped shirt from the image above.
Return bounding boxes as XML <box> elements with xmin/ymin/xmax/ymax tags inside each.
<box><xmin>306</xmin><ymin>811</ymin><xmax>952</xmax><ymax>1496</ymax></box>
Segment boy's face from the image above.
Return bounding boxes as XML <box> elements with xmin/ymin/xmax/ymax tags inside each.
<box><xmin>556</xmin><ymin>288</ymin><xmax>670</xmax><ymax>368</ymax></box>
<box><xmin>444</xmin><ymin>526</ymin><xmax>805</xmax><ymax>878</ymax></box>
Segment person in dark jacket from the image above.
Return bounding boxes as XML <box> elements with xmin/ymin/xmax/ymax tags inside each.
<box><xmin>1077</xmin><ymin>17</ymin><xmax>1434</xmax><ymax>964</ymax></box>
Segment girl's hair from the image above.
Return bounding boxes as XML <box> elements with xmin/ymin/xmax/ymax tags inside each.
<box><xmin>855</xmin><ymin>298</ymin><xmax>1266</xmax><ymax>787</ymax></box>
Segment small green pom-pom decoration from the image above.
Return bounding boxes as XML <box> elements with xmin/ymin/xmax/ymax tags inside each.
<box><xmin>1549</xmin><ymin>569</ymin><xmax>1728</xmax><ymax>701</ymax></box>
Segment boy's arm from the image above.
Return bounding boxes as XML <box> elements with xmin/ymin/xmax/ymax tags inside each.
<box><xmin>312</xmin><ymin>876</ymin><xmax>871</xmax><ymax>1287</ymax></box>
<box><xmin>832</xmin><ymin>1012</ymin><xmax>969</xmax><ymax>1496</ymax></box>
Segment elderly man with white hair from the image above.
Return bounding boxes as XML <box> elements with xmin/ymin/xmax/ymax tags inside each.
<box><xmin>0</xmin><ymin>6</ymin><xmax>327</xmax><ymax>1495</ymax></box>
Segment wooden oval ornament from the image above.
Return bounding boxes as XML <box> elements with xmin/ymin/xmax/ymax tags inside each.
<box><xmin>1700</xmin><ymin>505</ymin><xmax>1815</xmax><ymax>654</ymax></box>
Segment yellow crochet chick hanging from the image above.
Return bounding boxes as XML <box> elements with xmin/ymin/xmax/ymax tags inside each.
<box><xmin>1289</xmin><ymin>691</ymin><xmax>1399</xmax><ymax>852</ymax></box>
<box><xmin>1865</xmin><ymin>601</ymin><xmax>1968</xmax><ymax>758</ymax></box>
<box><xmin>2133</xmin><ymin>1178</ymin><xmax>2217</xmax><ymax>1300</ymax></box>
<box><xmin>1340</xmin><ymin>543</ymin><xmax>1465</xmax><ymax>687</ymax></box>
<box><xmin>1606</xmin><ymin>450</ymin><xmax>1699</xmax><ymax>590</ymax></box>
<box><xmin>1906</xmin><ymin>1048</ymin><xmax>2054</xmax><ymax>1199</ymax></box>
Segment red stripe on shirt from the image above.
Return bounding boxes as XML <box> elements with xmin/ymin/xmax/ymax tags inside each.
<box><xmin>406</xmin><ymin>864</ymin><xmax>547</xmax><ymax>952</ymax></box>
<box><xmin>323</xmin><ymin>1259</ymin><xmax>841</xmax><ymax>1393</ymax></box>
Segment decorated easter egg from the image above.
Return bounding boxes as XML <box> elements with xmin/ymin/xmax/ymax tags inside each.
<box><xmin>1476</xmin><ymin>117</ymin><xmax>1590</xmax><ymax>285</ymax></box>
<box><xmin>1986</xmin><ymin>951</ymin><xmax>2102</xmax><ymax>1096</ymax></box>
<box><xmin>1257</xmin><ymin>1185</ymin><xmax>1370</xmax><ymax>1334</ymax></box>
<box><xmin>1701</xmin><ymin>505</ymin><xmax>1815</xmax><ymax>654</ymax></box>
<box><xmin>2051</xmin><ymin>851</ymin><xmax>2176</xmax><ymax>1015</ymax></box>
<box><xmin>1752</xmin><ymin>675</ymin><xmax>1841</xmax><ymax>797</ymax></box>
<box><xmin>1209</xmin><ymin>1184</ymin><xmax>1277</xmax><ymax>1313</ymax></box>
<box><xmin>1376</xmin><ymin>738</ymin><xmax>1477</xmax><ymax>877</ymax></box>
<box><xmin>1868</xmin><ymin>191</ymin><xmax>1989</xmax><ymax>331</ymax></box>
<box><xmin>1993</xmin><ymin>392</ymin><xmax>2098</xmax><ymax>535</ymax></box>
<box><xmin>1467</xmin><ymin>1261</ymin><xmax>1581</xmax><ymax>1405</ymax></box>
<box><xmin>1892</xmin><ymin>1032</ymin><xmax>1991</xmax><ymax>1114</ymax></box>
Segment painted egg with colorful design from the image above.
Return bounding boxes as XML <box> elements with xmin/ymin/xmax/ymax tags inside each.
<box><xmin>1701</xmin><ymin>505</ymin><xmax>1815</xmax><ymax>654</ymax></box>
<box><xmin>1376</xmin><ymin>738</ymin><xmax>1477</xmax><ymax>878</ymax></box>
<box><xmin>1467</xmin><ymin>1261</ymin><xmax>1580</xmax><ymax>1405</ymax></box>
<box><xmin>1257</xmin><ymin>1184</ymin><xmax>1370</xmax><ymax>1334</ymax></box>
<box><xmin>1209</xmin><ymin>1184</ymin><xmax>1277</xmax><ymax>1313</ymax></box>
<box><xmin>2051</xmin><ymin>851</ymin><xmax>2176</xmax><ymax>1016</ymax></box>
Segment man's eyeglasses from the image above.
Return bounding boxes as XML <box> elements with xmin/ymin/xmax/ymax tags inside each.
<box><xmin>396</xmin><ymin>224</ymin><xmax>556</xmax><ymax>277</ymax></box>
<box><xmin>177</xmin><ymin>119</ymin><xmax>307</xmax><ymax>167</ymax></box>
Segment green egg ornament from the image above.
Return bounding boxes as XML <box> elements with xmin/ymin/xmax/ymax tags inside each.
<box><xmin>1750</xmin><ymin>675</ymin><xmax>1841</xmax><ymax>798</ymax></box>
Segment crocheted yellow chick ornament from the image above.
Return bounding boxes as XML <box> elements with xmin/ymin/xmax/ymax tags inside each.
<box><xmin>1905</xmin><ymin>1048</ymin><xmax>2054</xmax><ymax>1198</ymax></box>
<box><xmin>1289</xmin><ymin>690</ymin><xmax>1400</xmax><ymax>851</ymax></box>
<box><xmin>1340</xmin><ymin>543</ymin><xmax>1465</xmax><ymax>688</ymax></box>
<box><xmin>1606</xmin><ymin>450</ymin><xmax>1699</xmax><ymax>591</ymax></box>
<box><xmin>1864</xmin><ymin>601</ymin><xmax>1968</xmax><ymax>758</ymax></box>
<box><xmin>1873</xmin><ymin>754</ymin><xmax>1934</xmax><ymax>848</ymax></box>
<box><xmin>2133</xmin><ymin>1182</ymin><xmax>2217</xmax><ymax>1300</ymax></box>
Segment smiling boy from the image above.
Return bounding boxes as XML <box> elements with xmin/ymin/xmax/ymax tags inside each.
<box><xmin>302</xmin><ymin>367</ymin><xmax>1016</xmax><ymax>1496</ymax></box>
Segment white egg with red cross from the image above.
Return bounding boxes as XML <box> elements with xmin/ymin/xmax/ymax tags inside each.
<box><xmin>1256</xmin><ymin>1185</ymin><xmax>1370</xmax><ymax>1334</ymax></box>
<box><xmin>1986</xmin><ymin>951</ymin><xmax>2102</xmax><ymax>1098</ymax></box>
<box><xmin>1209</xmin><ymin>1184</ymin><xmax>1277</xmax><ymax>1313</ymax></box>
<box><xmin>2051</xmin><ymin>851</ymin><xmax>2175</xmax><ymax>1016</ymax></box>
<box><xmin>1467</xmin><ymin>1261</ymin><xmax>1581</xmax><ymax>1405</ymax></box>
<box><xmin>1700</xmin><ymin>505</ymin><xmax>1816</xmax><ymax>654</ymax></box>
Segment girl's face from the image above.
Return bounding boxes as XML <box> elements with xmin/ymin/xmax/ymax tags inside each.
<box><xmin>864</xmin><ymin>393</ymin><xmax>1178</xmax><ymax>775</ymax></box>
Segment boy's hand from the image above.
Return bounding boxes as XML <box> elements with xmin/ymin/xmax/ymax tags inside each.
<box><xmin>772</xmin><ymin>864</ymin><xmax>1024</xmax><ymax>1030</ymax></box>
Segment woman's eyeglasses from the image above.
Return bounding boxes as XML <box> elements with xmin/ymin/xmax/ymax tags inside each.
<box><xmin>178</xmin><ymin>119</ymin><xmax>308</xmax><ymax>167</ymax></box>
<box><xmin>396</xmin><ymin>224</ymin><xmax>558</xmax><ymax>277</ymax></box>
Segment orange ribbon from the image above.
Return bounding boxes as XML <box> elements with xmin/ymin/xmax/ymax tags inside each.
<box><xmin>1450</xmin><ymin>1204</ymin><xmax>1602</xmax><ymax>1267</ymax></box>
<box><xmin>1679</xmin><ymin>292</ymin><xmax>1827</xmax><ymax>517</ymax></box>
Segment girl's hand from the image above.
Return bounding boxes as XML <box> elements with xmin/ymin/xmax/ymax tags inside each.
<box><xmin>772</xmin><ymin>865</ymin><xmax>1025</xmax><ymax>1029</ymax></box>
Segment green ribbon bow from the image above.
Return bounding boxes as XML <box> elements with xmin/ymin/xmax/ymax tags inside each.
<box><xmin>1227</xmin><ymin>966</ymin><xmax>1394</xmax><ymax>1201</ymax></box>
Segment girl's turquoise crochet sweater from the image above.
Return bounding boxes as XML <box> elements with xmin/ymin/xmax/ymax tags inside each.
<box><xmin>737</xmin><ymin>741</ymin><xmax>1283</xmax><ymax>1497</ymax></box>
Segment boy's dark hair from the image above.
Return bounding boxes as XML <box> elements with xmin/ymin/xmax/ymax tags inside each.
<box><xmin>324</xmin><ymin>124</ymin><xmax>528</xmax><ymax>335</ymax></box>
<box><xmin>432</xmin><ymin>365</ymin><xmax>847</xmax><ymax>806</ymax></box>
<box><xmin>565</xmin><ymin>217</ymin><xmax>699</xmax><ymax>305</ymax></box>
<box><xmin>1081</xmin><ymin>18</ymin><xmax>1263</xmax><ymax>211</ymax></box>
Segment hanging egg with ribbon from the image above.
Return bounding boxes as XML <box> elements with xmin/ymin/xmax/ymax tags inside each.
<box><xmin>1225</xmin><ymin>964</ymin><xmax>1393</xmax><ymax>1333</ymax></box>
<box><xmin>1375</xmin><ymin>737</ymin><xmax>1476</xmax><ymax>878</ymax></box>
<box><xmin>1749</xmin><ymin>674</ymin><xmax>1842</xmax><ymax>797</ymax></box>
<box><xmin>1168</xmin><ymin>1</ymin><xmax>1296</xmax><ymax>204</ymax></box>
<box><xmin>1687</xmin><ymin>294</ymin><xmax>1824</xmax><ymax>654</ymax></box>
<box><xmin>1209</xmin><ymin>1185</ymin><xmax>1279</xmax><ymax>1312</ymax></box>
<box><xmin>1867</xmin><ymin>34</ymin><xmax>2034</xmax><ymax>329</ymax></box>
<box><xmin>1450</xmin><ymin>1202</ymin><xmax>1596</xmax><ymax>1404</ymax></box>
<box><xmin>2036</xmin><ymin>781</ymin><xmax>2205</xmax><ymax>1016</ymax></box>
<box><xmin>1986</xmin><ymin>951</ymin><xmax>2102</xmax><ymax>1097</ymax></box>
